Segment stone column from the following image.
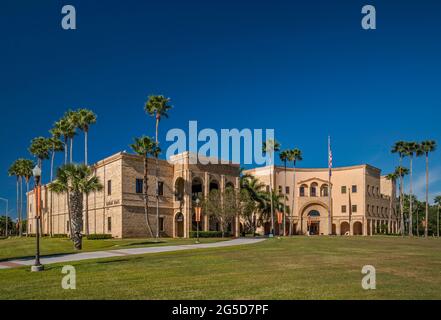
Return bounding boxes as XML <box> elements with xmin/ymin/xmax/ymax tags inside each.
<box><xmin>336</xmin><ymin>220</ymin><xmax>341</xmax><ymax>236</ymax></box>
<box><xmin>363</xmin><ymin>216</ymin><xmax>367</xmax><ymax>236</ymax></box>
<box><xmin>235</xmin><ymin>176</ymin><xmax>240</xmax><ymax>237</ymax></box>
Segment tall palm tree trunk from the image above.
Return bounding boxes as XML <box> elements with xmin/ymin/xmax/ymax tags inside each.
<box><xmin>283</xmin><ymin>162</ymin><xmax>287</xmax><ymax>236</ymax></box>
<box><xmin>85</xmin><ymin>193</ymin><xmax>90</xmax><ymax>235</ymax></box>
<box><xmin>64</xmin><ymin>137</ymin><xmax>68</xmax><ymax>164</ymax></box>
<box><xmin>19</xmin><ymin>176</ymin><xmax>23</xmax><ymax>237</ymax></box>
<box><xmin>50</xmin><ymin>147</ymin><xmax>55</xmax><ymax>237</ymax></box>
<box><xmin>399</xmin><ymin>156</ymin><xmax>404</xmax><ymax>235</ymax></box>
<box><xmin>84</xmin><ymin>130</ymin><xmax>88</xmax><ymax>165</ymax></box>
<box><xmin>425</xmin><ymin>153</ymin><xmax>429</xmax><ymax>237</ymax></box>
<box><xmin>70</xmin><ymin>191</ymin><xmax>83</xmax><ymax>250</ymax></box>
<box><xmin>70</xmin><ymin>138</ymin><xmax>73</xmax><ymax>163</ymax></box>
<box><xmin>155</xmin><ymin>117</ymin><xmax>160</xmax><ymax>240</ymax></box>
<box><xmin>143</xmin><ymin>156</ymin><xmax>153</xmax><ymax>237</ymax></box>
<box><xmin>409</xmin><ymin>157</ymin><xmax>413</xmax><ymax>236</ymax></box>
<box><xmin>16</xmin><ymin>177</ymin><xmax>19</xmax><ymax>236</ymax></box>
<box><xmin>67</xmin><ymin>190</ymin><xmax>73</xmax><ymax>238</ymax></box>
<box><xmin>269</xmin><ymin>159</ymin><xmax>274</xmax><ymax>236</ymax></box>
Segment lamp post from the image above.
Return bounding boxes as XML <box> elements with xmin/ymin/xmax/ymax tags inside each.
<box><xmin>195</xmin><ymin>198</ymin><xmax>201</xmax><ymax>244</ymax></box>
<box><xmin>31</xmin><ymin>165</ymin><xmax>44</xmax><ymax>272</ymax></box>
<box><xmin>0</xmin><ymin>198</ymin><xmax>8</xmax><ymax>237</ymax></box>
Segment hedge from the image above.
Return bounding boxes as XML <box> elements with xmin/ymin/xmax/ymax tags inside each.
<box><xmin>189</xmin><ymin>231</ymin><xmax>232</xmax><ymax>238</ymax></box>
<box><xmin>86</xmin><ymin>234</ymin><xmax>113</xmax><ymax>240</ymax></box>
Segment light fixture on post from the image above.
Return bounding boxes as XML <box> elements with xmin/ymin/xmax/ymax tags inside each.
<box><xmin>31</xmin><ymin>165</ymin><xmax>44</xmax><ymax>272</ymax></box>
<box><xmin>194</xmin><ymin>198</ymin><xmax>202</xmax><ymax>244</ymax></box>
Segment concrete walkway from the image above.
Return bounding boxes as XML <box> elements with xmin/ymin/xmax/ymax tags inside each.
<box><xmin>0</xmin><ymin>238</ymin><xmax>265</xmax><ymax>270</ymax></box>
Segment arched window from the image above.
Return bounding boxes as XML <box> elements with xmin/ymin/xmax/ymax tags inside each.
<box><xmin>174</xmin><ymin>178</ymin><xmax>185</xmax><ymax>201</ymax></box>
<box><xmin>308</xmin><ymin>210</ymin><xmax>320</xmax><ymax>217</ymax></box>
<box><xmin>300</xmin><ymin>184</ymin><xmax>307</xmax><ymax>197</ymax></box>
<box><xmin>320</xmin><ymin>184</ymin><xmax>329</xmax><ymax>197</ymax></box>
<box><xmin>310</xmin><ymin>183</ymin><xmax>318</xmax><ymax>197</ymax></box>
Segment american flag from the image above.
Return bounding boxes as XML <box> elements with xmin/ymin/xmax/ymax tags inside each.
<box><xmin>328</xmin><ymin>136</ymin><xmax>332</xmax><ymax>177</ymax></box>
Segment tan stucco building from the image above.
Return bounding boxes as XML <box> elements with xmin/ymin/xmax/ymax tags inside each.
<box><xmin>27</xmin><ymin>151</ymin><xmax>398</xmax><ymax>238</ymax></box>
<box><xmin>27</xmin><ymin>151</ymin><xmax>241</xmax><ymax>238</ymax></box>
<box><xmin>244</xmin><ymin>164</ymin><xmax>399</xmax><ymax>236</ymax></box>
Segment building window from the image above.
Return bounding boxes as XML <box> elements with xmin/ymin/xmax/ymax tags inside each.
<box><xmin>107</xmin><ymin>217</ymin><xmax>112</xmax><ymax>232</ymax></box>
<box><xmin>285</xmin><ymin>186</ymin><xmax>290</xmax><ymax>194</ymax></box>
<box><xmin>107</xmin><ymin>180</ymin><xmax>112</xmax><ymax>196</ymax></box>
<box><xmin>279</xmin><ymin>186</ymin><xmax>282</xmax><ymax>193</ymax></box>
<box><xmin>352</xmin><ymin>185</ymin><xmax>357</xmax><ymax>193</ymax></box>
<box><xmin>352</xmin><ymin>205</ymin><xmax>357</xmax><ymax>213</ymax></box>
<box><xmin>376</xmin><ymin>187</ymin><xmax>379</xmax><ymax>197</ymax></box>
<box><xmin>136</xmin><ymin>179</ymin><xmax>143</xmax><ymax>194</ymax></box>
<box><xmin>67</xmin><ymin>221</ymin><xmax>70</xmax><ymax>232</ymax></box>
<box><xmin>341</xmin><ymin>186</ymin><xmax>347</xmax><ymax>194</ymax></box>
<box><xmin>342</xmin><ymin>205</ymin><xmax>347</xmax><ymax>213</ymax></box>
<box><xmin>367</xmin><ymin>185</ymin><xmax>370</xmax><ymax>196</ymax></box>
<box><xmin>310</xmin><ymin>186</ymin><xmax>317</xmax><ymax>197</ymax></box>
<box><xmin>266</xmin><ymin>185</ymin><xmax>270</xmax><ymax>192</ymax></box>
<box><xmin>366</xmin><ymin>205</ymin><xmax>369</xmax><ymax>213</ymax></box>
<box><xmin>159</xmin><ymin>217</ymin><xmax>165</xmax><ymax>232</ymax></box>
<box><xmin>300</xmin><ymin>186</ymin><xmax>305</xmax><ymax>197</ymax></box>
<box><xmin>285</xmin><ymin>205</ymin><xmax>290</xmax><ymax>214</ymax></box>
<box><xmin>157</xmin><ymin>181</ymin><xmax>164</xmax><ymax>196</ymax></box>
<box><xmin>377</xmin><ymin>206</ymin><xmax>379</xmax><ymax>214</ymax></box>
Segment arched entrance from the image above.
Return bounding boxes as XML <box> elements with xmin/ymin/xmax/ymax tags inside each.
<box><xmin>307</xmin><ymin>210</ymin><xmax>320</xmax><ymax>235</ymax></box>
<box><xmin>353</xmin><ymin>221</ymin><xmax>363</xmax><ymax>235</ymax></box>
<box><xmin>175</xmin><ymin>212</ymin><xmax>184</xmax><ymax>238</ymax></box>
<box><xmin>340</xmin><ymin>221</ymin><xmax>350</xmax><ymax>235</ymax></box>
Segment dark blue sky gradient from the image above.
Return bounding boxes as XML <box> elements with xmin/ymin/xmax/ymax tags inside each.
<box><xmin>1</xmin><ymin>0</ymin><xmax>440</xmax><ymax>217</ymax></box>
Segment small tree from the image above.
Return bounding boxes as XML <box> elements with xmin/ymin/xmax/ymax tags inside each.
<box><xmin>203</xmin><ymin>189</ymin><xmax>237</xmax><ymax>237</ymax></box>
<box><xmin>50</xmin><ymin>164</ymin><xmax>103</xmax><ymax>250</ymax></box>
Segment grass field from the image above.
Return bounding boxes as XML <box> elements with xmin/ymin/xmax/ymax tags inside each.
<box><xmin>0</xmin><ymin>237</ymin><xmax>225</xmax><ymax>261</ymax></box>
<box><xmin>1</xmin><ymin>236</ymin><xmax>441</xmax><ymax>299</ymax></box>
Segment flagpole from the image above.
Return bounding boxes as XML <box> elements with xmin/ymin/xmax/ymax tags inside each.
<box><xmin>328</xmin><ymin>136</ymin><xmax>332</xmax><ymax>235</ymax></box>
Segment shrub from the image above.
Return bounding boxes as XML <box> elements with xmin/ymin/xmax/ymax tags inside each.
<box><xmin>189</xmin><ymin>231</ymin><xmax>232</xmax><ymax>238</ymax></box>
<box><xmin>52</xmin><ymin>234</ymin><xmax>68</xmax><ymax>238</ymax></box>
<box><xmin>86</xmin><ymin>234</ymin><xmax>113</xmax><ymax>240</ymax></box>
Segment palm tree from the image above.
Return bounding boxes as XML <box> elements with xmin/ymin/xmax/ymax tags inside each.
<box><xmin>259</xmin><ymin>191</ymin><xmax>284</xmax><ymax>233</ymax></box>
<box><xmin>262</xmin><ymin>139</ymin><xmax>280</xmax><ymax>236</ymax></box>
<box><xmin>288</xmin><ymin>148</ymin><xmax>303</xmax><ymax>235</ymax></box>
<box><xmin>434</xmin><ymin>195</ymin><xmax>441</xmax><ymax>238</ymax></box>
<box><xmin>417</xmin><ymin>140</ymin><xmax>437</xmax><ymax>237</ymax></box>
<box><xmin>64</xmin><ymin>110</ymin><xmax>79</xmax><ymax>163</ymax></box>
<box><xmin>47</xmin><ymin>130</ymin><xmax>64</xmax><ymax>236</ymax></box>
<box><xmin>130</xmin><ymin>135</ymin><xmax>160</xmax><ymax>238</ymax></box>
<box><xmin>145</xmin><ymin>95</ymin><xmax>172</xmax><ymax>240</ymax></box>
<box><xmin>279</xmin><ymin>150</ymin><xmax>289</xmax><ymax>236</ymax></box>
<box><xmin>8</xmin><ymin>161</ymin><xmax>21</xmax><ymax>236</ymax></box>
<box><xmin>403</xmin><ymin>142</ymin><xmax>418</xmax><ymax>236</ymax></box>
<box><xmin>53</xmin><ymin>118</ymin><xmax>70</xmax><ymax>164</ymax></box>
<box><xmin>76</xmin><ymin>108</ymin><xmax>97</xmax><ymax>165</ymax></box>
<box><xmin>391</xmin><ymin>141</ymin><xmax>407</xmax><ymax>235</ymax></box>
<box><xmin>385</xmin><ymin>172</ymin><xmax>398</xmax><ymax>234</ymax></box>
<box><xmin>241</xmin><ymin>175</ymin><xmax>267</xmax><ymax>235</ymax></box>
<box><xmin>50</xmin><ymin>164</ymin><xmax>103</xmax><ymax>250</ymax></box>
<box><xmin>395</xmin><ymin>166</ymin><xmax>409</xmax><ymax>235</ymax></box>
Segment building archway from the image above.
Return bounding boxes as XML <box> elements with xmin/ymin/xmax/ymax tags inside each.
<box><xmin>353</xmin><ymin>221</ymin><xmax>363</xmax><ymax>235</ymax></box>
<box><xmin>209</xmin><ymin>180</ymin><xmax>219</xmax><ymax>192</ymax></box>
<box><xmin>299</xmin><ymin>200</ymin><xmax>329</xmax><ymax>235</ymax></box>
<box><xmin>174</xmin><ymin>177</ymin><xmax>185</xmax><ymax>201</ymax></box>
<box><xmin>340</xmin><ymin>221</ymin><xmax>350</xmax><ymax>235</ymax></box>
<box><xmin>192</xmin><ymin>177</ymin><xmax>203</xmax><ymax>202</ymax></box>
<box><xmin>307</xmin><ymin>210</ymin><xmax>320</xmax><ymax>235</ymax></box>
<box><xmin>175</xmin><ymin>212</ymin><xmax>184</xmax><ymax>238</ymax></box>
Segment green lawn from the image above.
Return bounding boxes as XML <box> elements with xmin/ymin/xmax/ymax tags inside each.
<box><xmin>0</xmin><ymin>237</ymin><xmax>225</xmax><ymax>261</ymax></box>
<box><xmin>1</xmin><ymin>236</ymin><xmax>441</xmax><ymax>299</ymax></box>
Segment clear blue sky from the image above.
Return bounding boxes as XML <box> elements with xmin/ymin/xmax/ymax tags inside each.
<box><xmin>1</xmin><ymin>0</ymin><xmax>440</xmax><ymax>218</ymax></box>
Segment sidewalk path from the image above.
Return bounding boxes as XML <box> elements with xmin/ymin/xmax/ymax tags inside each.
<box><xmin>0</xmin><ymin>238</ymin><xmax>265</xmax><ymax>270</ymax></box>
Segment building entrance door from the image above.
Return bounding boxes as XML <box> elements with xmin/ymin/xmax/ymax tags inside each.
<box><xmin>309</xmin><ymin>222</ymin><xmax>320</xmax><ymax>235</ymax></box>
